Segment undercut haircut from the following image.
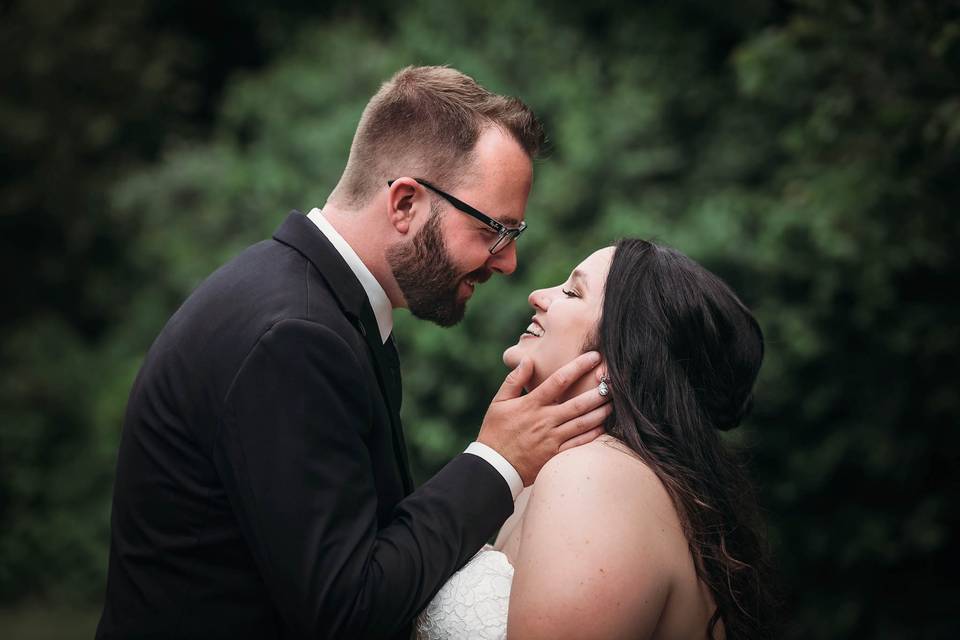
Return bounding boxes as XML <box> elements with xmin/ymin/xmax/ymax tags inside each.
<box><xmin>329</xmin><ymin>66</ymin><xmax>544</xmax><ymax>208</ymax></box>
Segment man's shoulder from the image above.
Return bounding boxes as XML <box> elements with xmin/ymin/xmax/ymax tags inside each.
<box><xmin>155</xmin><ymin>238</ymin><xmax>360</xmax><ymax>379</ymax></box>
<box><xmin>192</xmin><ymin>237</ymin><xmax>347</xmax><ymax>322</ymax></box>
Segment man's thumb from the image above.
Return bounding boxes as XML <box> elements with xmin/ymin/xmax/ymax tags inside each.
<box><xmin>493</xmin><ymin>357</ymin><xmax>532</xmax><ymax>401</ymax></box>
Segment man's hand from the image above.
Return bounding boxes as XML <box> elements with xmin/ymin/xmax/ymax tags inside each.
<box><xmin>477</xmin><ymin>352</ymin><xmax>612</xmax><ymax>486</ymax></box>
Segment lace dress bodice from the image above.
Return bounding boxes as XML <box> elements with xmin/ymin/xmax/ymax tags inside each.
<box><xmin>414</xmin><ymin>547</ymin><xmax>514</xmax><ymax>640</ymax></box>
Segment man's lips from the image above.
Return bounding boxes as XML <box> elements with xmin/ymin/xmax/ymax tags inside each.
<box><xmin>461</xmin><ymin>269</ymin><xmax>492</xmax><ymax>291</ymax></box>
<box><xmin>458</xmin><ymin>279</ymin><xmax>479</xmax><ymax>302</ymax></box>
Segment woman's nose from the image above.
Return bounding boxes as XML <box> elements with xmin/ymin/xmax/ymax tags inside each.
<box><xmin>528</xmin><ymin>288</ymin><xmax>550</xmax><ymax>311</ymax></box>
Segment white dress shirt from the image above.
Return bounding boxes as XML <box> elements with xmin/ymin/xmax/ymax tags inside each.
<box><xmin>305</xmin><ymin>208</ymin><xmax>524</xmax><ymax>501</ymax></box>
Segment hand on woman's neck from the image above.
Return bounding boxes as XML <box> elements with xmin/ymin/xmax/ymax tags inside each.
<box><xmin>561</xmin><ymin>374</ymin><xmax>601</xmax><ymax>404</ymax></box>
<box><xmin>539</xmin><ymin>358</ymin><xmax>605</xmax><ymax>404</ymax></box>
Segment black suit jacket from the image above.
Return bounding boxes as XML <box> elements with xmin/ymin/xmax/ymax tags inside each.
<box><xmin>96</xmin><ymin>212</ymin><xmax>513</xmax><ymax>640</ymax></box>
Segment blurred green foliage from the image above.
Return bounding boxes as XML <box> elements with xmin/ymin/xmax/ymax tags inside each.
<box><xmin>2</xmin><ymin>0</ymin><xmax>958</xmax><ymax>638</ymax></box>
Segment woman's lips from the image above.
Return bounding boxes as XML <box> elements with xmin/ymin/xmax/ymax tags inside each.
<box><xmin>522</xmin><ymin>319</ymin><xmax>544</xmax><ymax>338</ymax></box>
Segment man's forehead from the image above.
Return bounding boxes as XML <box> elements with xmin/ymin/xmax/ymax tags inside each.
<box><xmin>452</xmin><ymin>176</ymin><xmax>529</xmax><ymax>228</ymax></box>
<box><xmin>465</xmin><ymin>128</ymin><xmax>533</xmax><ymax>224</ymax></box>
<box><xmin>466</xmin><ymin>171</ymin><xmax>532</xmax><ymax>228</ymax></box>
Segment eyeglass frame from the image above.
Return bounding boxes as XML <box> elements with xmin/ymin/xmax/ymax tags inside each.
<box><xmin>387</xmin><ymin>177</ymin><xmax>527</xmax><ymax>254</ymax></box>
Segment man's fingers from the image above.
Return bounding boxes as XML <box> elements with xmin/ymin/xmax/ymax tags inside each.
<box><xmin>555</xmin><ymin>403</ymin><xmax>613</xmax><ymax>445</ymax></box>
<box><xmin>551</xmin><ymin>380</ymin><xmax>611</xmax><ymax>425</ymax></box>
<box><xmin>530</xmin><ymin>351</ymin><xmax>601</xmax><ymax>403</ymax></box>
<box><xmin>558</xmin><ymin>425</ymin><xmax>606</xmax><ymax>452</ymax></box>
<box><xmin>492</xmin><ymin>357</ymin><xmax>533</xmax><ymax>402</ymax></box>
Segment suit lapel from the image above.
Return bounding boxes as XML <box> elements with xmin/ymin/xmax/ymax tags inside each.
<box><xmin>273</xmin><ymin>211</ymin><xmax>414</xmax><ymax>494</ymax></box>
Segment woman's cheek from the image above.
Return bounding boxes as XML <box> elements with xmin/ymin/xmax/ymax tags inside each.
<box><xmin>535</xmin><ymin>339</ymin><xmax>566</xmax><ymax>383</ymax></box>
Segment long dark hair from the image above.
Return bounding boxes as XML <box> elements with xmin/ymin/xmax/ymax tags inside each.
<box><xmin>596</xmin><ymin>239</ymin><xmax>775</xmax><ymax>638</ymax></box>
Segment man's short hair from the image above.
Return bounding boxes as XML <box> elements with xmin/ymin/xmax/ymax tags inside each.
<box><xmin>329</xmin><ymin>66</ymin><xmax>545</xmax><ymax>208</ymax></box>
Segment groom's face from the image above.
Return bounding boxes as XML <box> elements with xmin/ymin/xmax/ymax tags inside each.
<box><xmin>386</xmin><ymin>199</ymin><xmax>482</xmax><ymax>327</ymax></box>
<box><xmin>387</xmin><ymin>128</ymin><xmax>533</xmax><ymax>327</ymax></box>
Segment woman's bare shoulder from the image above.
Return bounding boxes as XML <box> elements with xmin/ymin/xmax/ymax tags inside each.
<box><xmin>507</xmin><ymin>436</ymin><xmax>686</xmax><ymax>638</ymax></box>
<box><xmin>534</xmin><ymin>435</ymin><xmax>676</xmax><ymax>520</ymax></box>
<box><xmin>523</xmin><ymin>434</ymin><xmax>690</xmax><ymax>575</ymax></box>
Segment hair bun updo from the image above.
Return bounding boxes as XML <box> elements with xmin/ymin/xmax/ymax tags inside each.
<box><xmin>709</xmin><ymin>391</ymin><xmax>754</xmax><ymax>432</ymax></box>
<box><xmin>599</xmin><ymin>239</ymin><xmax>764</xmax><ymax>436</ymax></box>
<box><xmin>685</xmin><ymin>288</ymin><xmax>764</xmax><ymax>433</ymax></box>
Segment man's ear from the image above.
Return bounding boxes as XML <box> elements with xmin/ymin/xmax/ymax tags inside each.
<box><xmin>386</xmin><ymin>177</ymin><xmax>422</xmax><ymax>235</ymax></box>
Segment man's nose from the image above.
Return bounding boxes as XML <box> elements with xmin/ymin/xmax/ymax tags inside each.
<box><xmin>487</xmin><ymin>241</ymin><xmax>518</xmax><ymax>275</ymax></box>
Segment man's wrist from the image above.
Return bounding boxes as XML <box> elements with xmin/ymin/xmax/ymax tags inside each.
<box><xmin>464</xmin><ymin>441</ymin><xmax>523</xmax><ymax>501</ymax></box>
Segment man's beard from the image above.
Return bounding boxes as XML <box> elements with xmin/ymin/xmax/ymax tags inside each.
<box><xmin>386</xmin><ymin>205</ymin><xmax>489</xmax><ymax>327</ymax></box>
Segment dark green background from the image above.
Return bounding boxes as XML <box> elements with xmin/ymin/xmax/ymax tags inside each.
<box><xmin>2</xmin><ymin>1</ymin><xmax>958</xmax><ymax>637</ymax></box>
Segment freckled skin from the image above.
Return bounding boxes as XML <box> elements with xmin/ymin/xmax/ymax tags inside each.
<box><xmin>499</xmin><ymin>438</ymin><xmax>720</xmax><ymax>639</ymax></box>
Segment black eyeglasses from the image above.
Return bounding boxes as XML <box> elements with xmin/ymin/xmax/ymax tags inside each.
<box><xmin>387</xmin><ymin>177</ymin><xmax>527</xmax><ymax>254</ymax></box>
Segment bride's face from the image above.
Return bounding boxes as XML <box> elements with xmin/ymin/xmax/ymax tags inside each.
<box><xmin>503</xmin><ymin>247</ymin><xmax>614</xmax><ymax>390</ymax></box>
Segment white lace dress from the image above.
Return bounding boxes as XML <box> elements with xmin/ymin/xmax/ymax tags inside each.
<box><xmin>414</xmin><ymin>546</ymin><xmax>514</xmax><ymax>640</ymax></box>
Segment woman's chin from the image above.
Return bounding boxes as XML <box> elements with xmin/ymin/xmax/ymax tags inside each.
<box><xmin>502</xmin><ymin>343</ymin><xmax>523</xmax><ymax>369</ymax></box>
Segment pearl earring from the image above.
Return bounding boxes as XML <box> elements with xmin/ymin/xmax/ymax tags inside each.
<box><xmin>598</xmin><ymin>375</ymin><xmax>610</xmax><ymax>397</ymax></box>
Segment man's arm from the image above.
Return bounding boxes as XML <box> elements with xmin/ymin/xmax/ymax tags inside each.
<box><xmin>214</xmin><ymin>318</ymin><xmax>512</xmax><ymax>639</ymax></box>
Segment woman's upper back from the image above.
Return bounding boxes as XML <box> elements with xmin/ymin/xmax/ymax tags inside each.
<box><xmin>499</xmin><ymin>435</ymin><xmax>719</xmax><ymax>639</ymax></box>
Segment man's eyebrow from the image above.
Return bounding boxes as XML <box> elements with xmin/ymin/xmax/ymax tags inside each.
<box><xmin>571</xmin><ymin>269</ymin><xmax>588</xmax><ymax>291</ymax></box>
<box><xmin>497</xmin><ymin>215</ymin><xmax>523</xmax><ymax>227</ymax></box>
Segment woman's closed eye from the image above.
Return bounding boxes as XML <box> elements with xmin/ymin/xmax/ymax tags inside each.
<box><xmin>562</xmin><ymin>288</ymin><xmax>580</xmax><ymax>298</ymax></box>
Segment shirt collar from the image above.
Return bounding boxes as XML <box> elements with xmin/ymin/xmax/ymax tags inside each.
<box><xmin>306</xmin><ymin>208</ymin><xmax>393</xmax><ymax>344</ymax></box>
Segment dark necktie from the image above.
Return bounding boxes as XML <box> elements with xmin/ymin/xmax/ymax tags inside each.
<box><xmin>383</xmin><ymin>333</ymin><xmax>402</xmax><ymax>412</ymax></box>
<box><xmin>383</xmin><ymin>333</ymin><xmax>412</xmax><ymax>492</ymax></box>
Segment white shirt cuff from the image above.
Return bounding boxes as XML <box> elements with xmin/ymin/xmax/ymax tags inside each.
<box><xmin>464</xmin><ymin>441</ymin><xmax>523</xmax><ymax>501</ymax></box>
